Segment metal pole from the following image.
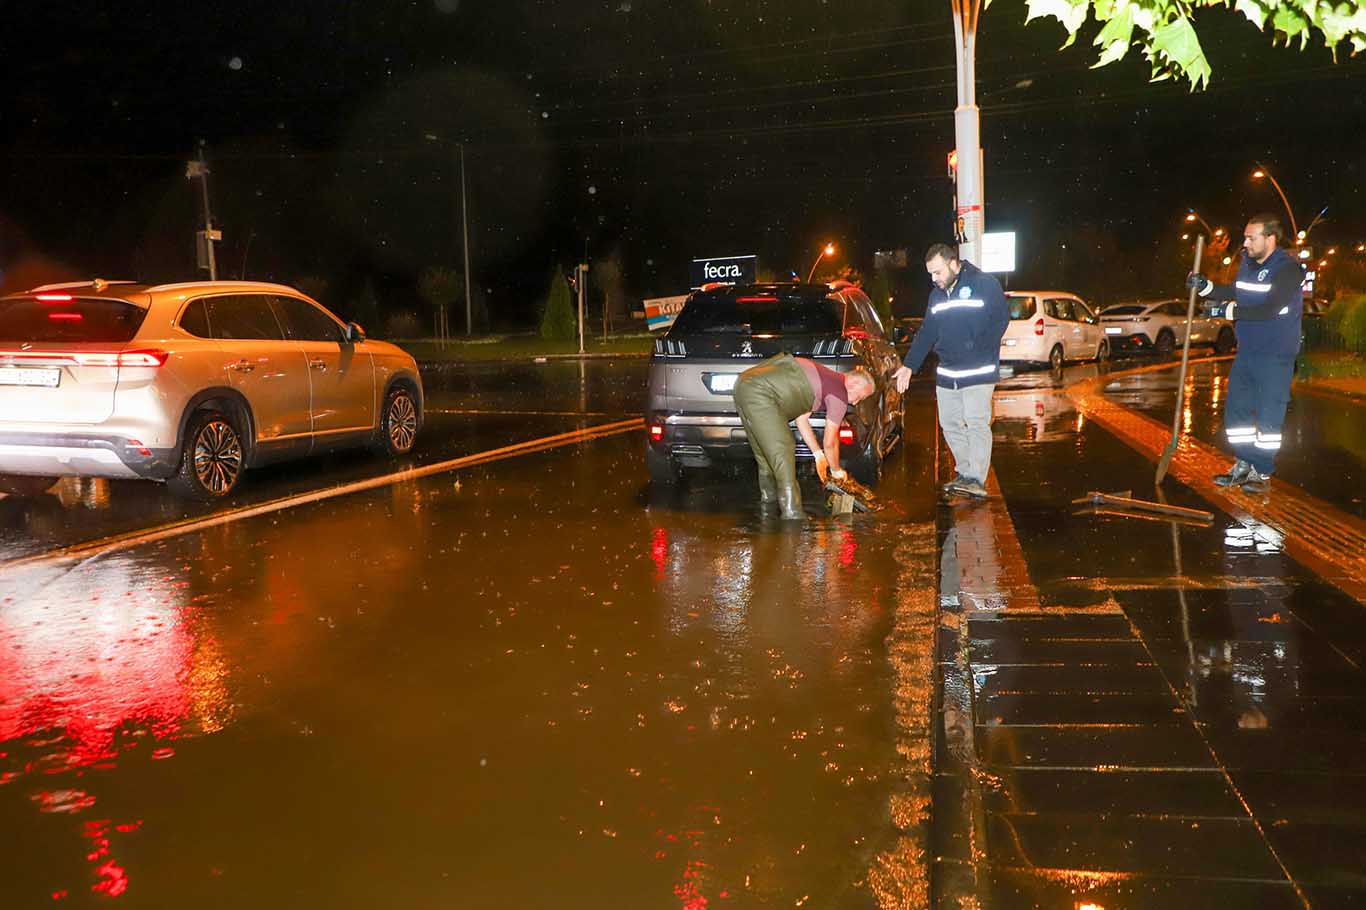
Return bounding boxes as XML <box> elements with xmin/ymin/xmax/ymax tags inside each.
<box><xmin>577</xmin><ymin>264</ymin><xmax>586</xmax><ymax>355</ymax></box>
<box><xmin>1254</xmin><ymin>162</ymin><xmax>1298</xmax><ymax>238</ymax></box>
<box><xmin>460</xmin><ymin>143</ymin><xmax>473</xmax><ymax>336</ymax></box>
<box><xmin>951</xmin><ymin>0</ymin><xmax>984</xmax><ymax>264</ymax></box>
<box><xmin>197</xmin><ymin>143</ymin><xmax>218</xmax><ymax>280</ymax></box>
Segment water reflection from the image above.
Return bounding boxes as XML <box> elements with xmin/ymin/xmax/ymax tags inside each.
<box><xmin>0</xmin><ymin>479</ymin><xmax>432</xmax><ymax>902</ymax></box>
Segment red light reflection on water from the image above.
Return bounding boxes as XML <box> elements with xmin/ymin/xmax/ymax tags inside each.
<box><xmin>838</xmin><ymin>531</ymin><xmax>858</xmax><ymax>569</ymax></box>
<box><xmin>84</xmin><ymin>819</ymin><xmax>130</xmax><ymax>898</ymax></box>
<box><xmin>651</xmin><ymin>527</ymin><xmax>669</xmax><ymax>580</ymax></box>
<box><xmin>0</xmin><ymin>579</ymin><xmax>192</xmax><ymax>772</ymax></box>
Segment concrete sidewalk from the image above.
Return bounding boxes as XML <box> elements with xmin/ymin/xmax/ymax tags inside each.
<box><xmin>930</xmin><ymin>375</ymin><xmax>1366</xmax><ymax>909</ymax></box>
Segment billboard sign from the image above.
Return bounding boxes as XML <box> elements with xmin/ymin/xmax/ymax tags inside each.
<box><xmin>689</xmin><ymin>254</ymin><xmax>757</xmax><ymax>289</ymax></box>
<box><xmin>643</xmin><ymin>294</ymin><xmax>690</xmax><ymax>332</ymax></box>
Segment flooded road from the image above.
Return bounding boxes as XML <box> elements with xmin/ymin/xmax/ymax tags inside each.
<box><xmin>0</xmin><ymin>360</ymin><xmax>942</xmax><ymax>908</ymax></box>
<box><xmin>3</xmin><ymin>356</ymin><xmax>1363</xmax><ymax>908</ymax></box>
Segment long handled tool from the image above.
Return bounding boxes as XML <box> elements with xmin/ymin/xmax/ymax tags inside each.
<box><xmin>1155</xmin><ymin>234</ymin><xmax>1205</xmax><ymax>485</ymax></box>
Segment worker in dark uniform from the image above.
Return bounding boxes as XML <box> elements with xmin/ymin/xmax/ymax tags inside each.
<box><xmin>1188</xmin><ymin>213</ymin><xmax>1304</xmax><ymax>494</ymax></box>
<box><xmin>893</xmin><ymin>242</ymin><xmax>1010</xmax><ymax>499</ymax></box>
<box><xmin>734</xmin><ymin>354</ymin><xmax>875</xmax><ymax>519</ymax></box>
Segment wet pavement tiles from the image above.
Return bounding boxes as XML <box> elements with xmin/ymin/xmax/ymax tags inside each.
<box><xmin>934</xmin><ymin>374</ymin><xmax>1366</xmax><ymax>907</ymax></box>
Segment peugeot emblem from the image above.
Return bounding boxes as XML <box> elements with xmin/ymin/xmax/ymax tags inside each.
<box><xmin>739</xmin><ymin>339</ymin><xmax>753</xmax><ymax>357</ymax></box>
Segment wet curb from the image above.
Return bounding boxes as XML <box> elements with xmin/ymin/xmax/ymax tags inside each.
<box><xmin>416</xmin><ymin>352</ymin><xmax>651</xmax><ymax>370</ymax></box>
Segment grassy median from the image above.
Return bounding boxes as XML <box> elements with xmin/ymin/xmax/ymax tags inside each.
<box><xmin>397</xmin><ymin>334</ymin><xmax>655</xmax><ymax>363</ymax></box>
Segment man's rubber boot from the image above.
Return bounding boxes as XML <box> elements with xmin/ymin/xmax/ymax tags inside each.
<box><xmin>758</xmin><ymin>472</ymin><xmax>779</xmax><ymax>506</ymax></box>
<box><xmin>1213</xmin><ymin>459</ymin><xmax>1252</xmax><ymax>488</ymax></box>
<box><xmin>1242</xmin><ymin>467</ymin><xmax>1272</xmax><ymax>494</ymax></box>
<box><xmin>777</xmin><ymin>485</ymin><xmax>803</xmax><ymax>520</ymax></box>
<box><xmin>941</xmin><ymin>474</ymin><xmax>967</xmax><ymax>494</ymax></box>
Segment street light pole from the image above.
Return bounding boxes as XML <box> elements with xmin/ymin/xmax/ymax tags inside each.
<box><xmin>806</xmin><ymin>243</ymin><xmax>836</xmax><ymax>283</ymax></box>
<box><xmin>1185</xmin><ymin>210</ymin><xmax>1214</xmax><ymax>236</ymax></box>
<box><xmin>1252</xmin><ymin>163</ymin><xmax>1299</xmax><ymax>238</ymax></box>
<box><xmin>951</xmin><ymin>0</ymin><xmax>985</xmax><ymax>264</ymax></box>
<box><xmin>460</xmin><ymin>142</ymin><xmax>473</xmax><ymax>336</ymax></box>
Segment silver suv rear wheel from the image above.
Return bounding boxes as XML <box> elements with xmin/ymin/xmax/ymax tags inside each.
<box><xmin>169</xmin><ymin>409</ymin><xmax>244</xmax><ymax>500</ymax></box>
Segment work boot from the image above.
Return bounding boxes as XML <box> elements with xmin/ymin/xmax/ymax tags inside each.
<box><xmin>1213</xmin><ymin>459</ymin><xmax>1252</xmax><ymax>488</ymax></box>
<box><xmin>758</xmin><ymin>473</ymin><xmax>779</xmax><ymax>505</ymax></box>
<box><xmin>941</xmin><ymin>473</ymin><xmax>967</xmax><ymax>493</ymax></box>
<box><xmin>1242</xmin><ymin>467</ymin><xmax>1272</xmax><ymax>494</ymax></box>
<box><xmin>777</xmin><ymin>485</ymin><xmax>803</xmax><ymax>520</ymax></box>
<box><xmin>956</xmin><ymin>478</ymin><xmax>989</xmax><ymax>499</ymax></box>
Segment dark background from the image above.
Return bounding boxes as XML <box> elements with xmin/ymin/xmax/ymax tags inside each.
<box><xmin>3</xmin><ymin>0</ymin><xmax>1362</xmax><ymax>326</ymax></box>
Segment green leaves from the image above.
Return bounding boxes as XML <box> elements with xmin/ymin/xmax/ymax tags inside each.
<box><xmin>1151</xmin><ymin>16</ymin><xmax>1213</xmax><ymax>87</ymax></box>
<box><xmin>1015</xmin><ymin>0</ymin><xmax>1365</xmax><ymax>89</ymax></box>
<box><xmin>1025</xmin><ymin>0</ymin><xmax>1092</xmax><ymax>47</ymax></box>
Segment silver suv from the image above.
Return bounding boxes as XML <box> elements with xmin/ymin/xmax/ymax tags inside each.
<box><xmin>0</xmin><ymin>279</ymin><xmax>423</xmax><ymax>500</ymax></box>
<box><xmin>645</xmin><ymin>282</ymin><xmax>905</xmax><ymax>485</ymax></box>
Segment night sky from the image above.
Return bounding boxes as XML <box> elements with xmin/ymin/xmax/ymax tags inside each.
<box><xmin>4</xmin><ymin>0</ymin><xmax>1363</xmax><ymax>324</ymax></box>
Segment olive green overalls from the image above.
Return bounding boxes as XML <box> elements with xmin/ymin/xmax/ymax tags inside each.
<box><xmin>733</xmin><ymin>353</ymin><xmax>814</xmax><ymax>519</ymax></box>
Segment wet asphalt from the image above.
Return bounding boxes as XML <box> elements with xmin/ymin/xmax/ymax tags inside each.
<box><xmin>1</xmin><ymin>354</ymin><xmax>1363</xmax><ymax>908</ymax></box>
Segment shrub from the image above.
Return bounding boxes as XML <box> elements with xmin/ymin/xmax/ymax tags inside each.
<box><xmin>539</xmin><ymin>269</ymin><xmax>578</xmax><ymax>341</ymax></box>
<box><xmin>1330</xmin><ymin>295</ymin><xmax>1366</xmax><ymax>354</ymax></box>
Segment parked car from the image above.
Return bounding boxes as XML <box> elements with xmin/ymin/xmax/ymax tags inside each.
<box><xmin>1098</xmin><ymin>298</ymin><xmax>1235</xmax><ymax>356</ymax></box>
<box><xmin>998</xmin><ymin>291</ymin><xmax>1109</xmax><ymax>370</ymax></box>
<box><xmin>0</xmin><ymin>279</ymin><xmax>423</xmax><ymax>500</ymax></box>
<box><xmin>645</xmin><ymin>281</ymin><xmax>906</xmax><ymax>486</ymax></box>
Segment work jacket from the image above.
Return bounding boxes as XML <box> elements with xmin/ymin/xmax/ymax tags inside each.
<box><xmin>1202</xmin><ymin>247</ymin><xmax>1303</xmax><ymax>356</ymax></box>
<box><xmin>903</xmin><ymin>260</ymin><xmax>1010</xmax><ymax>389</ymax></box>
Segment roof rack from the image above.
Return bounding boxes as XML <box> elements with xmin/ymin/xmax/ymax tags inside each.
<box><xmin>28</xmin><ymin>279</ymin><xmax>138</xmax><ymax>293</ymax></box>
<box><xmin>142</xmin><ymin>279</ymin><xmax>299</xmax><ymax>294</ymax></box>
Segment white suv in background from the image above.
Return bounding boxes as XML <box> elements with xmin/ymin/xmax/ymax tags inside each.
<box><xmin>1099</xmin><ymin>298</ymin><xmax>1236</xmax><ymax>356</ymax></box>
<box><xmin>0</xmin><ymin>279</ymin><xmax>423</xmax><ymax>500</ymax></box>
<box><xmin>998</xmin><ymin>291</ymin><xmax>1108</xmax><ymax>370</ymax></box>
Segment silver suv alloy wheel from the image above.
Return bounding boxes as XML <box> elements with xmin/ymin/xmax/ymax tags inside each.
<box><xmin>193</xmin><ymin>418</ymin><xmax>243</xmax><ymax>495</ymax></box>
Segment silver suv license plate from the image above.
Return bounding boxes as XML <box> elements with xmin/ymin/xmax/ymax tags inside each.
<box><xmin>0</xmin><ymin>367</ymin><xmax>61</xmax><ymax>388</ymax></box>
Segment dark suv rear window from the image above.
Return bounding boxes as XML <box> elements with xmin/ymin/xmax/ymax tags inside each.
<box><xmin>0</xmin><ymin>296</ymin><xmax>148</xmax><ymax>343</ymax></box>
<box><xmin>670</xmin><ymin>293</ymin><xmax>843</xmax><ymax>335</ymax></box>
<box><xmin>1102</xmin><ymin>305</ymin><xmax>1146</xmax><ymax>316</ymax></box>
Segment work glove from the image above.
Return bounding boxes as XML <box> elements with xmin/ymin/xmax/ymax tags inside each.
<box><xmin>830</xmin><ymin>468</ymin><xmax>847</xmax><ymax>482</ymax></box>
<box><xmin>1185</xmin><ymin>273</ymin><xmax>1212</xmax><ymax>294</ymax></box>
<box><xmin>813</xmin><ymin>451</ymin><xmax>830</xmax><ymax>484</ymax></box>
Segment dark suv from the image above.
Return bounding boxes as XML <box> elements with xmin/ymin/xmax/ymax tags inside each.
<box><xmin>644</xmin><ymin>282</ymin><xmax>905</xmax><ymax>486</ymax></box>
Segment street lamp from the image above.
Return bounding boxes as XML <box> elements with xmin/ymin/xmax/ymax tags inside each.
<box><xmin>1185</xmin><ymin>210</ymin><xmax>1214</xmax><ymax>236</ymax></box>
<box><xmin>1251</xmin><ymin>163</ymin><xmax>1299</xmax><ymax>238</ymax></box>
<box><xmin>424</xmin><ymin>132</ymin><xmax>474</xmax><ymax>338</ymax></box>
<box><xmin>806</xmin><ymin>242</ymin><xmax>836</xmax><ymax>283</ymax></box>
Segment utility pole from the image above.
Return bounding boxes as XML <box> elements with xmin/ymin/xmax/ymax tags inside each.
<box><xmin>577</xmin><ymin>262</ymin><xmax>587</xmax><ymax>355</ymax></box>
<box><xmin>185</xmin><ymin>142</ymin><xmax>221</xmax><ymax>279</ymax></box>
<box><xmin>460</xmin><ymin>142</ymin><xmax>473</xmax><ymax>336</ymax></box>
<box><xmin>951</xmin><ymin>0</ymin><xmax>985</xmax><ymax>264</ymax></box>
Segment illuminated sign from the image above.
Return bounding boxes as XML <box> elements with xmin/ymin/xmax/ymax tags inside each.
<box><xmin>689</xmin><ymin>254</ymin><xmax>757</xmax><ymax>289</ymax></box>
<box><xmin>980</xmin><ymin>231</ymin><xmax>1016</xmax><ymax>273</ymax></box>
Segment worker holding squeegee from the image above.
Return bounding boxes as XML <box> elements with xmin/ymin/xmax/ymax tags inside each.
<box><xmin>1187</xmin><ymin>213</ymin><xmax>1304</xmax><ymax>494</ymax></box>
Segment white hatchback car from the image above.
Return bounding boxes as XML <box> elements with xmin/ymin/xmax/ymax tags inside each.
<box><xmin>999</xmin><ymin>291</ymin><xmax>1108</xmax><ymax>370</ymax></box>
<box><xmin>1099</xmin><ymin>298</ymin><xmax>1236</xmax><ymax>357</ymax></box>
<box><xmin>0</xmin><ymin>279</ymin><xmax>423</xmax><ymax>500</ymax></box>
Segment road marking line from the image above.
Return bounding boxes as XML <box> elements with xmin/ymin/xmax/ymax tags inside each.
<box><xmin>1</xmin><ymin>418</ymin><xmax>643</xmax><ymax>573</ymax></box>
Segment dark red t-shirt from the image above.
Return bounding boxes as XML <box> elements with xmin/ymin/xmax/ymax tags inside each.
<box><xmin>796</xmin><ymin>357</ymin><xmax>848</xmax><ymax>426</ymax></box>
